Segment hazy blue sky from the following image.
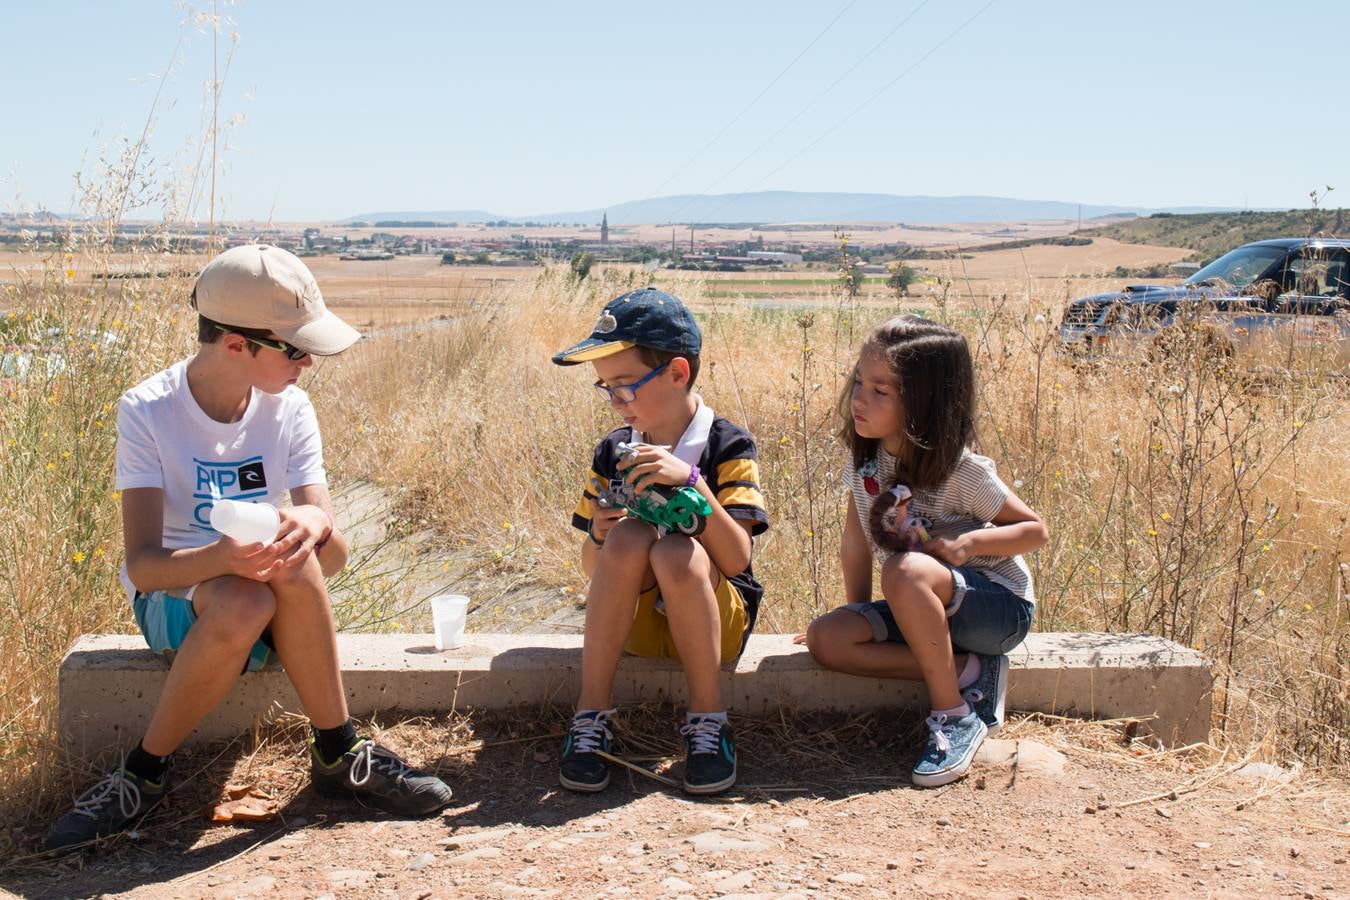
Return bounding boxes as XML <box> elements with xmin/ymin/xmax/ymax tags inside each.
<box><xmin>3</xmin><ymin>0</ymin><xmax>1345</xmax><ymax>222</ymax></box>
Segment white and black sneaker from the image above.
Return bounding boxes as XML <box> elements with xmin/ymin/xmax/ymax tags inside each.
<box><xmin>559</xmin><ymin>710</ymin><xmax>615</xmax><ymax>793</ymax></box>
<box><xmin>311</xmin><ymin>739</ymin><xmax>452</xmax><ymax>816</ymax></box>
<box><xmin>46</xmin><ymin>766</ymin><xmax>168</xmax><ymax>852</ymax></box>
<box><xmin>681</xmin><ymin>716</ymin><xmax>736</xmax><ymax>795</ymax></box>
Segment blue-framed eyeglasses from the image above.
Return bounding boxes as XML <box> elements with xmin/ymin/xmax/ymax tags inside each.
<box><xmin>214</xmin><ymin>323</ymin><xmax>309</xmax><ymax>361</ymax></box>
<box><xmin>593</xmin><ymin>362</ymin><xmax>668</xmax><ymax>404</ymax></box>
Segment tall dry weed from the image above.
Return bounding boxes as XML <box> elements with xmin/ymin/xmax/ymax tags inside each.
<box><xmin>314</xmin><ymin>276</ymin><xmax>1347</xmax><ymax>769</ymax></box>
<box><xmin>3</xmin><ymin>241</ymin><xmax>1347</xmax><ymax>839</ymax></box>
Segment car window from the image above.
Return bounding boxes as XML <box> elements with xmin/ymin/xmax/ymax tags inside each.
<box><xmin>1185</xmin><ymin>244</ymin><xmax>1288</xmax><ymax>290</ymax></box>
<box><xmin>1278</xmin><ymin>248</ymin><xmax>1350</xmax><ymax>312</ymax></box>
<box><xmin>1323</xmin><ymin>252</ymin><xmax>1349</xmax><ymax>299</ymax></box>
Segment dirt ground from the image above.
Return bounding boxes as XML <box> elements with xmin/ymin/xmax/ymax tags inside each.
<box><xmin>4</xmin><ymin>710</ymin><xmax>1347</xmax><ymax>899</ymax></box>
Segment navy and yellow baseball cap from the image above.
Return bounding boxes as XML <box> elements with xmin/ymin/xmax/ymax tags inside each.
<box><xmin>552</xmin><ymin>287</ymin><xmax>701</xmax><ymax>366</ymax></box>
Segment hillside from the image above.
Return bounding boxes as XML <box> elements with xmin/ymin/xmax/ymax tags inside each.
<box><xmin>345</xmin><ymin>191</ymin><xmax>1239</xmax><ymax>227</ymax></box>
<box><xmin>1082</xmin><ymin>208</ymin><xmax>1349</xmax><ymax>261</ymax></box>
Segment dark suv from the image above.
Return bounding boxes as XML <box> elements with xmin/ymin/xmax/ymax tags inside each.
<box><xmin>1058</xmin><ymin>238</ymin><xmax>1350</xmax><ymax>370</ymax></box>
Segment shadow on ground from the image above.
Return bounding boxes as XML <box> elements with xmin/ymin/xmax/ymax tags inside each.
<box><xmin>2</xmin><ymin>705</ymin><xmax>920</xmax><ymax>898</ymax></box>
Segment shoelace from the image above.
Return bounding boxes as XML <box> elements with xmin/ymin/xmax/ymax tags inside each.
<box><xmin>73</xmin><ymin>769</ymin><xmax>142</xmax><ymax>821</ymax></box>
<box><xmin>924</xmin><ymin>714</ymin><xmax>953</xmax><ymax>756</ymax></box>
<box><xmin>568</xmin><ymin>713</ymin><xmax>614</xmax><ymax>754</ymax></box>
<box><xmin>348</xmin><ymin>742</ymin><xmax>413</xmax><ymax>787</ymax></box>
<box><xmin>680</xmin><ymin>718</ymin><xmax>723</xmax><ymax>756</ymax></box>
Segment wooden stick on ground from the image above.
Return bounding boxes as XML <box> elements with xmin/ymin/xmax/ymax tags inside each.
<box><xmin>595</xmin><ymin>749</ymin><xmax>680</xmax><ymax>789</ymax></box>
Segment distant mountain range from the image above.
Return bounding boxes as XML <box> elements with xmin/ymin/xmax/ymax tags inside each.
<box><xmin>344</xmin><ymin>191</ymin><xmax>1242</xmax><ymax>227</ymax></box>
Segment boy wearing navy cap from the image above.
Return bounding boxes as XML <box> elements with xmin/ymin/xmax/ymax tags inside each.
<box><xmin>552</xmin><ymin>287</ymin><xmax>769</xmax><ymax>795</ymax></box>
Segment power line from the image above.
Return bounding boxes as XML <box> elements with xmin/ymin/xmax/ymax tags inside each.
<box><xmin>659</xmin><ymin>0</ymin><xmax>933</xmax><ymax>226</ymax></box>
<box><xmin>616</xmin><ymin>0</ymin><xmax>859</xmax><ymax>226</ymax></box>
<box><xmin>695</xmin><ymin>0</ymin><xmax>999</xmax><ymax>225</ymax></box>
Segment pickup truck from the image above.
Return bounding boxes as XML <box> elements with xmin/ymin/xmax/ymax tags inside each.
<box><xmin>1058</xmin><ymin>238</ymin><xmax>1350</xmax><ymax>371</ymax></box>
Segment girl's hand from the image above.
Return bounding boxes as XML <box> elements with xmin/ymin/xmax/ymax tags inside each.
<box><xmin>587</xmin><ymin>498</ymin><xmax>628</xmax><ymax>543</ymax></box>
<box><xmin>791</xmin><ymin>632</ymin><xmax>808</xmax><ymax>645</ymax></box>
<box><xmin>623</xmin><ymin>443</ymin><xmax>694</xmax><ymax>495</ymax></box>
<box><xmin>921</xmin><ymin>534</ymin><xmax>971</xmax><ymax>566</ymax></box>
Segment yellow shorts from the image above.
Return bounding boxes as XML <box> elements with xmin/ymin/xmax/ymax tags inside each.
<box><xmin>623</xmin><ymin>572</ymin><xmax>749</xmax><ymax>662</ymax></box>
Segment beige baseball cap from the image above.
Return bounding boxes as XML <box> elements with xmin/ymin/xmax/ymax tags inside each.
<box><xmin>192</xmin><ymin>244</ymin><xmax>361</xmax><ymax>356</ymax></box>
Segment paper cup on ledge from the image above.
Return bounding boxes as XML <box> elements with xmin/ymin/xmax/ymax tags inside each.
<box><xmin>431</xmin><ymin>594</ymin><xmax>470</xmax><ymax>650</ymax></box>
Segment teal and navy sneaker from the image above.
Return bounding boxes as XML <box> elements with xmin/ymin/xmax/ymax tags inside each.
<box><xmin>311</xmin><ymin>739</ymin><xmax>452</xmax><ymax>816</ymax></box>
<box><xmin>46</xmin><ymin>766</ymin><xmax>169</xmax><ymax>852</ymax></box>
<box><xmin>681</xmin><ymin>716</ymin><xmax>736</xmax><ymax>795</ymax></box>
<box><xmin>911</xmin><ymin>710</ymin><xmax>987</xmax><ymax>788</ymax></box>
<box><xmin>962</xmin><ymin>653</ymin><xmax>1010</xmax><ymax>736</ymax></box>
<box><xmin>559</xmin><ymin>710</ymin><xmax>614</xmax><ymax>792</ymax></box>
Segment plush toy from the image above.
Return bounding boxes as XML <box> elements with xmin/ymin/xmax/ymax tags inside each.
<box><xmin>867</xmin><ymin>483</ymin><xmax>932</xmax><ymax>554</ymax></box>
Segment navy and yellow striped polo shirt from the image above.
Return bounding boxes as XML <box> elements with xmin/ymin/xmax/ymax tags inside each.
<box><xmin>572</xmin><ymin>417</ymin><xmax>770</xmax><ymax>625</ymax></box>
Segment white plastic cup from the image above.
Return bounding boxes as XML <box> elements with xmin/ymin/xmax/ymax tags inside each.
<box><xmin>210</xmin><ymin>498</ymin><xmax>280</xmax><ymax>545</ymax></box>
<box><xmin>431</xmin><ymin>594</ymin><xmax>470</xmax><ymax>650</ymax></box>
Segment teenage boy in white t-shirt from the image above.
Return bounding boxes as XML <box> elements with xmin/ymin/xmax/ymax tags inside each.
<box><xmin>47</xmin><ymin>245</ymin><xmax>452</xmax><ymax>852</ymax></box>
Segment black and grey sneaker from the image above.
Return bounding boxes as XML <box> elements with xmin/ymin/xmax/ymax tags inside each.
<box><xmin>962</xmin><ymin>653</ymin><xmax>1009</xmax><ymax>736</ymax></box>
<box><xmin>311</xmin><ymin>739</ymin><xmax>452</xmax><ymax>816</ymax></box>
<box><xmin>46</xmin><ymin>766</ymin><xmax>169</xmax><ymax>852</ymax></box>
<box><xmin>559</xmin><ymin>709</ymin><xmax>614</xmax><ymax>792</ymax></box>
<box><xmin>681</xmin><ymin>716</ymin><xmax>736</xmax><ymax>795</ymax></box>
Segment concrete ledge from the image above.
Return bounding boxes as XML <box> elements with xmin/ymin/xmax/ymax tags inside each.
<box><xmin>59</xmin><ymin>632</ymin><xmax>1212</xmax><ymax>754</ymax></box>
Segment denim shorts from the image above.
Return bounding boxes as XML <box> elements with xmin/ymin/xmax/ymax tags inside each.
<box><xmin>133</xmin><ymin>588</ymin><xmax>275</xmax><ymax>674</ymax></box>
<box><xmin>842</xmin><ymin>566</ymin><xmax>1033</xmax><ymax>656</ymax></box>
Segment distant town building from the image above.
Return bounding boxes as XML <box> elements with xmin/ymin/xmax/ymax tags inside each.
<box><xmin>748</xmin><ymin>250</ymin><xmax>803</xmax><ymax>264</ymax></box>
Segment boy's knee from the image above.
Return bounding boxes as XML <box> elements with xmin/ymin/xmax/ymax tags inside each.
<box><xmin>649</xmin><ymin>535</ymin><xmax>711</xmax><ymax>586</ymax></box>
<box><xmin>201</xmin><ymin>579</ymin><xmax>275</xmax><ymax>638</ymax></box>
<box><xmin>603</xmin><ymin>518</ymin><xmax>658</xmax><ymax>559</ymax></box>
<box><xmin>268</xmin><ymin>553</ymin><xmax>325</xmax><ymax>592</ymax></box>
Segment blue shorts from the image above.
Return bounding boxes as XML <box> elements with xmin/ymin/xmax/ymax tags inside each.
<box><xmin>133</xmin><ymin>588</ymin><xmax>275</xmax><ymax>674</ymax></box>
<box><xmin>843</xmin><ymin>566</ymin><xmax>1033</xmax><ymax>656</ymax></box>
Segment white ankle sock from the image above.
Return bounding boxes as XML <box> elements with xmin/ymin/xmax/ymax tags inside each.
<box><xmin>687</xmin><ymin>710</ymin><xmax>728</xmax><ymax>725</ymax></box>
<box><xmin>933</xmin><ymin>702</ymin><xmax>971</xmax><ymax>719</ymax></box>
<box><xmin>575</xmin><ymin>708</ymin><xmax>610</xmax><ymax>721</ymax></box>
<box><xmin>957</xmin><ymin>655</ymin><xmax>981</xmax><ymax>689</ymax></box>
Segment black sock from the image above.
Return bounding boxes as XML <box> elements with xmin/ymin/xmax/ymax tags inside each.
<box><xmin>124</xmin><ymin>741</ymin><xmax>170</xmax><ymax>783</ymax></box>
<box><xmin>313</xmin><ymin>720</ymin><xmax>359</xmax><ymax>764</ymax></box>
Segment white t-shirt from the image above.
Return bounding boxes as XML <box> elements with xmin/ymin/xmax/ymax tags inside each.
<box><xmin>844</xmin><ymin>447</ymin><xmax>1036</xmax><ymax>604</ymax></box>
<box><xmin>115</xmin><ymin>358</ymin><xmax>327</xmax><ymax>599</ymax></box>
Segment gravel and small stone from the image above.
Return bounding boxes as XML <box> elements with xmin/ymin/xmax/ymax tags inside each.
<box><xmin>4</xmin><ymin>709</ymin><xmax>1348</xmax><ymax>898</ymax></box>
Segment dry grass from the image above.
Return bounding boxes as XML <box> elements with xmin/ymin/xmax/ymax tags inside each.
<box><xmin>310</xmin><ymin>263</ymin><xmax>1350</xmax><ymax>771</ymax></box>
<box><xmin>1</xmin><ymin>238</ymin><xmax>1346</xmax><ymax>839</ymax></box>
